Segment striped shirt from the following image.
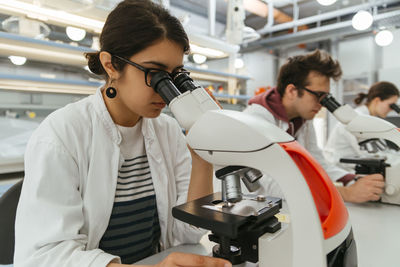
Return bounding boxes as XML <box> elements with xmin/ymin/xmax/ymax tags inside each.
<box><xmin>99</xmin><ymin>120</ymin><xmax>161</xmax><ymax>264</ymax></box>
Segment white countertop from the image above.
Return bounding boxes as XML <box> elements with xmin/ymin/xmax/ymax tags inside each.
<box><xmin>135</xmin><ymin>201</ymin><xmax>400</xmax><ymax>267</ymax></box>
<box><xmin>346</xmin><ymin>202</ymin><xmax>400</xmax><ymax>267</ymax></box>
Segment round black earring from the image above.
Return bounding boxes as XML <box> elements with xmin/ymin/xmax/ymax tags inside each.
<box><xmin>106</xmin><ymin>86</ymin><xmax>117</xmax><ymax>98</ymax></box>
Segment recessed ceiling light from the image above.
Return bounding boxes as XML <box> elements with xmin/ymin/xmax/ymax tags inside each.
<box><xmin>192</xmin><ymin>54</ymin><xmax>207</xmax><ymax>64</ymax></box>
<box><xmin>66</xmin><ymin>26</ymin><xmax>86</xmax><ymax>41</ymax></box>
<box><xmin>8</xmin><ymin>55</ymin><xmax>27</xmax><ymax>65</ymax></box>
<box><xmin>317</xmin><ymin>0</ymin><xmax>337</xmax><ymax>6</ymax></box>
<box><xmin>375</xmin><ymin>30</ymin><xmax>393</xmax><ymax>46</ymax></box>
<box><xmin>352</xmin><ymin>10</ymin><xmax>373</xmax><ymax>31</ymax></box>
<box><xmin>234</xmin><ymin>58</ymin><xmax>244</xmax><ymax>69</ymax></box>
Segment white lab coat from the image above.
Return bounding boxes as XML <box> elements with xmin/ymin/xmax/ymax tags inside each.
<box><xmin>14</xmin><ymin>88</ymin><xmax>204</xmax><ymax>267</ymax></box>
<box><xmin>241</xmin><ymin>104</ymin><xmax>348</xmax><ymax>197</ymax></box>
<box><xmin>323</xmin><ymin>105</ymin><xmax>369</xmax><ymax>171</ymax></box>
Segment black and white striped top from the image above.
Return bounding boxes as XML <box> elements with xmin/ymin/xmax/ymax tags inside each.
<box><xmin>99</xmin><ymin>120</ymin><xmax>161</xmax><ymax>264</ymax></box>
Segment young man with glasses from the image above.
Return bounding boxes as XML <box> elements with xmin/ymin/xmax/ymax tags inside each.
<box><xmin>244</xmin><ymin>50</ymin><xmax>385</xmax><ymax>203</ymax></box>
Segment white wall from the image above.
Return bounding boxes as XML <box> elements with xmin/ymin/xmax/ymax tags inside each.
<box><xmin>338</xmin><ymin>36</ymin><xmax>377</xmax><ymax>78</ymax></box>
<box><xmin>379</xmin><ymin>28</ymin><xmax>400</xmax><ymax>87</ymax></box>
<box><xmin>242</xmin><ymin>50</ymin><xmax>276</xmax><ymax>96</ymax></box>
<box><xmin>337</xmin><ymin>30</ymin><xmax>400</xmax><ymax>88</ymax></box>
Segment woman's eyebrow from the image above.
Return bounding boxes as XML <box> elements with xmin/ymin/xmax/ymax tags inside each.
<box><xmin>142</xmin><ymin>61</ymin><xmax>168</xmax><ymax>69</ymax></box>
<box><xmin>142</xmin><ymin>61</ymin><xmax>183</xmax><ymax>71</ymax></box>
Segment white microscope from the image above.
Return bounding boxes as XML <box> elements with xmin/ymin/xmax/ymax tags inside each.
<box><xmin>150</xmin><ymin>72</ymin><xmax>356</xmax><ymax>267</ymax></box>
<box><xmin>321</xmin><ymin>94</ymin><xmax>400</xmax><ymax>205</ymax></box>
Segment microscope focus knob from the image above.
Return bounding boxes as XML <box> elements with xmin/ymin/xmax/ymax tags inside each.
<box><xmin>385</xmin><ymin>184</ymin><xmax>398</xmax><ymax>195</ymax></box>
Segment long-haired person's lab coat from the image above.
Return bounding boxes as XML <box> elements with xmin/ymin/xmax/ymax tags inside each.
<box><xmin>324</xmin><ymin>105</ymin><xmax>370</xmax><ymax>171</ymax></box>
<box><xmin>14</xmin><ymin>89</ymin><xmax>204</xmax><ymax>267</ymax></box>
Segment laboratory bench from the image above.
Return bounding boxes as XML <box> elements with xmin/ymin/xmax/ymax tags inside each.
<box><xmin>136</xmin><ymin>201</ymin><xmax>400</xmax><ymax>267</ymax></box>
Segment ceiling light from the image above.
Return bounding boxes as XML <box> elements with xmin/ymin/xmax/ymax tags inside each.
<box><xmin>0</xmin><ymin>0</ymin><xmax>104</xmax><ymax>33</ymax></box>
<box><xmin>234</xmin><ymin>58</ymin><xmax>244</xmax><ymax>69</ymax></box>
<box><xmin>66</xmin><ymin>26</ymin><xmax>86</xmax><ymax>41</ymax></box>
<box><xmin>317</xmin><ymin>0</ymin><xmax>337</xmax><ymax>6</ymax></box>
<box><xmin>0</xmin><ymin>42</ymin><xmax>87</xmax><ymax>65</ymax></box>
<box><xmin>192</xmin><ymin>54</ymin><xmax>207</xmax><ymax>64</ymax></box>
<box><xmin>186</xmin><ymin>29</ymin><xmax>239</xmax><ymax>55</ymax></box>
<box><xmin>352</xmin><ymin>10</ymin><xmax>373</xmax><ymax>31</ymax></box>
<box><xmin>8</xmin><ymin>56</ymin><xmax>27</xmax><ymax>65</ymax></box>
<box><xmin>375</xmin><ymin>30</ymin><xmax>393</xmax><ymax>47</ymax></box>
<box><xmin>190</xmin><ymin>43</ymin><xmax>226</xmax><ymax>58</ymax></box>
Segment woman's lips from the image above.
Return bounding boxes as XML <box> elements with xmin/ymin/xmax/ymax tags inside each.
<box><xmin>153</xmin><ymin>103</ymin><xmax>166</xmax><ymax>109</ymax></box>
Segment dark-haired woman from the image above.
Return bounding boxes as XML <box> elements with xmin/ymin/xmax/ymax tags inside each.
<box><xmin>14</xmin><ymin>1</ymin><xmax>230</xmax><ymax>267</ymax></box>
<box><xmin>324</xmin><ymin>81</ymin><xmax>399</xmax><ymax>168</ymax></box>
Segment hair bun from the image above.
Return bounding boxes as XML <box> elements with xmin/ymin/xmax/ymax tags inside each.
<box><xmin>354</xmin><ymin>92</ymin><xmax>367</xmax><ymax>105</ymax></box>
<box><xmin>85</xmin><ymin>52</ymin><xmax>105</xmax><ymax>76</ymax></box>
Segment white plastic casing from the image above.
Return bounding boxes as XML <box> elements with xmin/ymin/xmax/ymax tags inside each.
<box><xmin>186</xmin><ymin>109</ymin><xmax>293</xmax><ymax>152</ymax></box>
<box><xmin>169</xmin><ymin>89</ymin><xmax>220</xmax><ymax>130</ymax></box>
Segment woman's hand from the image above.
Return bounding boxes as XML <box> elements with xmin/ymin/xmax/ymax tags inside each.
<box><xmin>154</xmin><ymin>252</ymin><xmax>231</xmax><ymax>267</ymax></box>
<box><xmin>108</xmin><ymin>253</ymin><xmax>231</xmax><ymax>267</ymax></box>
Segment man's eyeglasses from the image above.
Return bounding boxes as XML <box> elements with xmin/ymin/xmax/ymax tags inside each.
<box><xmin>298</xmin><ymin>86</ymin><xmax>329</xmax><ymax>103</ymax></box>
<box><xmin>112</xmin><ymin>54</ymin><xmax>188</xmax><ymax>87</ymax></box>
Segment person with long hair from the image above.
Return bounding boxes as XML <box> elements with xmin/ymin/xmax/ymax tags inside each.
<box><xmin>14</xmin><ymin>1</ymin><xmax>230</xmax><ymax>267</ymax></box>
<box><xmin>324</xmin><ymin>81</ymin><xmax>399</xmax><ymax>167</ymax></box>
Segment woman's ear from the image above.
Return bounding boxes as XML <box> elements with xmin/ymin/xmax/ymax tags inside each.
<box><xmin>370</xmin><ymin>97</ymin><xmax>381</xmax><ymax>107</ymax></box>
<box><xmin>99</xmin><ymin>51</ymin><xmax>119</xmax><ymax>80</ymax></box>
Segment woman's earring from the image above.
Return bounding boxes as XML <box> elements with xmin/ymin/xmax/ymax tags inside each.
<box><xmin>105</xmin><ymin>82</ymin><xmax>117</xmax><ymax>98</ymax></box>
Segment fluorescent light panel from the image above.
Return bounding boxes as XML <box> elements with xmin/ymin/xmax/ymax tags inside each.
<box><xmin>0</xmin><ymin>43</ymin><xmax>87</xmax><ymax>65</ymax></box>
<box><xmin>190</xmin><ymin>44</ymin><xmax>226</xmax><ymax>58</ymax></box>
<box><xmin>0</xmin><ymin>0</ymin><xmax>104</xmax><ymax>33</ymax></box>
<box><xmin>0</xmin><ymin>79</ymin><xmax>96</xmax><ymax>94</ymax></box>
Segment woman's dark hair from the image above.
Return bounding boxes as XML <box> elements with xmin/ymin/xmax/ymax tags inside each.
<box><xmin>85</xmin><ymin>0</ymin><xmax>189</xmax><ymax>80</ymax></box>
<box><xmin>276</xmin><ymin>50</ymin><xmax>342</xmax><ymax>97</ymax></box>
<box><xmin>354</xmin><ymin>81</ymin><xmax>399</xmax><ymax>105</ymax></box>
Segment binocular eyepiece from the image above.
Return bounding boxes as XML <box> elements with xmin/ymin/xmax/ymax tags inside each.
<box><xmin>150</xmin><ymin>71</ymin><xmax>199</xmax><ymax>105</ymax></box>
<box><xmin>320</xmin><ymin>93</ymin><xmax>342</xmax><ymax>113</ymax></box>
<box><xmin>390</xmin><ymin>103</ymin><xmax>400</xmax><ymax>114</ymax></box>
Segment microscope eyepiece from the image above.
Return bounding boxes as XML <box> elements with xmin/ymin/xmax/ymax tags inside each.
<box><xmin>390</xmin><ymin>103</ymin><xmax>400</xmax><ymax>114</ymax></box>
<box><xmin>173</xmin><ymin>71</ymin><xmax>202</xmax><ymax>93</ymax></box>
<box><xmin>150</xmin><ymin>71</ymin><xmax>181</xmax><ymax>105</ymax></box>
<box><xmin>320</xmin><ymin>94</ymin><xmax>342</xmax><ymax>113</ymax></box>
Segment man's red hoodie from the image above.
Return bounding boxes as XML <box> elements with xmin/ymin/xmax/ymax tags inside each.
<box><xmin>247</xmin><ymin>88</ymin><xmax>355</xmax><ymax>185</ymax></box>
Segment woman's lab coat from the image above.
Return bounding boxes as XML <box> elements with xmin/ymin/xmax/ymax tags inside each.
<box><xmin>242</xmin><ymin>104</ymin><xmax>348</xmax><ymax>197</ymax></box>
<box><xmin>14</xmin><ymin>88</ymin><xmax>204</xmax><ymax>267</ymax></box>
<box><xmin>323</xmin><ymin>105</ymin><xmax>369</xmax><ymax>171</ymax></box>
